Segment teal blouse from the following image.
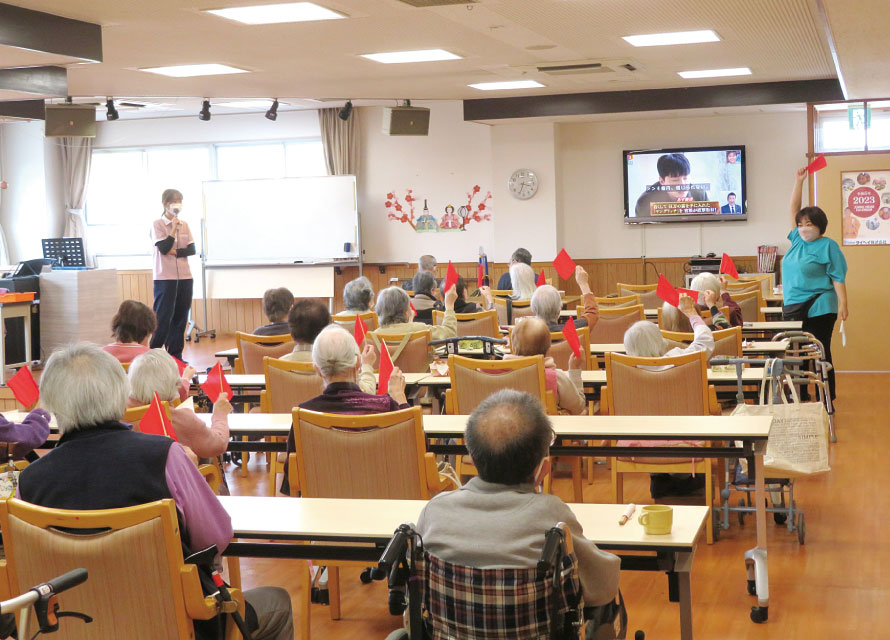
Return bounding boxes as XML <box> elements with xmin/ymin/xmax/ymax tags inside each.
<box><xmin>783</xmin><ymin>228</ymin><xmax>847</xmax><ymax>318</ymax></box>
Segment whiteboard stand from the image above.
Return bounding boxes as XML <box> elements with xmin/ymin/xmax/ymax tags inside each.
<box><xmin>185</xmin><ymin>219</ymin><xmax>216</xmax><ymax>345</ymax></box>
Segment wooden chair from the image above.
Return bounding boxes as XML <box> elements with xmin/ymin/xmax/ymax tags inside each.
<box><xmin>433</xmin><ymin>309</ymin><xmax>499</xmax><ymax>338</ymax></box>
<box><xmin>493</xmin><ymin>297</ymin><xmax>534</xmax><ymax>326</ymax></box>
<box><xmin>489</xmin><ymin>289</ymin><xmax>512</xmax><ymax>298</ymax></box>
<box><xmin>332</xmin><ymin>311</ymin><xmax>379</xmax><ymax>331</ymax></box>
<box><xmin>368</xmin><ymin>330</ymin><xmax>432</xmax><ymax>373</ymax></box>
<box><xmin>123</xmin><ymin>401</ymin><xmax>172</xmax><ymax>433</ymax></box>
<box><xmin>0</xmin><ymin>498</ymin><xmax>244</xmax><ymax>639</ymax></box>
<box><xmin>547</xmin><ymin>325</ymin><xmax>596</xmax><ymax>370</ymax></box>
<box><xmin>288</xmin><ymin>406</ymin><xmax>447</xmax><ymax>639</ymax></box>
<box><xmin>262</xmin><ymin>357</ymin><xmax>325</xmax><ymax>496</ymax></box>
<box><xmin>725</xmin><ymin>280</ymin><xmax>761</xmax><ymax>295</ymax></box>
<box><xmin>616</xmin><ymin>283</ymin><xmax>660</xmax><ymax>308</ymax></box>
<box><xmin>732</xmin><ymin>289</ymin><xmax>764</xmax><ymax>322</ymax></box>
<box><xmin>657</xmin><ymin>305</ymin><xmax>730</xmax><ymax>329</ymax></box>
<box><xmin>736</xmin><ymin>274</ymin><xmax>773</xmax><ymax>297</ymax></box>
<box><xmin>583</xmin><ymin>304</ymin><xmax>645</xmax><ymax>343</ymax></box>
<box><xmin>120</xmin><ymin>361</ymin><xmax>131</xmax><ymax>373</ymax></box>
<box><xmin>233</xmin><ymin>332</ymin><xmax>294</xmax><ymax>374</ymax></box>
<box><xmin>595</xmin><ymin>294</ymin><xmax>641</xmax><ymax>309</ymax></box>
<box><xmin>661</xmin><ymin>326</ymin><xmax>743</xmax><ymax>359</ymax></box>
<box><xmin>602</xmin><ymin>350</ymin><xmax>720</xmax><ymax>544</ymax></box>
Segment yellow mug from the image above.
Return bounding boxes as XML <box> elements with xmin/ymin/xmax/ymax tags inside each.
<box><xmin>638</xmin><ymin>505</ymin><xmax>673</xmax><ymax>535</ymax></box>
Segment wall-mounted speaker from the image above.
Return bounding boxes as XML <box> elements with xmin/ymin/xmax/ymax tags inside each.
<box><xmin>44</xmin><ymin>105</ymin><xmax>97</xmax><ymax>138</ymax></box>
<box><xmin>382</xmin><ymin>106</ymin><xmax>430</xmax><ymax>136</ymax></box>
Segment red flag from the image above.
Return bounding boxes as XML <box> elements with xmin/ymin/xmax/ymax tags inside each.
<box><xmin>552</xmin><ymin>249</ymin><xmax>577</xmax><ymax>281</ymax></box>
<box><xmin>677</xmin><ymin>287</ymin><xmax>699</xmax><ymax>300</ymax></box>
<box><xmin>201</xmin><ymin>362</ymin><xmax>232</xmax><ymax>403</ymax></box>
<box><xmin>656</xmin><ymin>274</ymin><xmax>679</xmax><ymax>307</ymax></box>
<box><xmin>477</xmin><ymin>263</ymin><xmax>484</xmax><ymax>288</ymax></box>
<box><xmin>806</xmin><ymin>154</ymin><xmax>827</xmax><ymax>174</ymax></box>
<box><xmin>377</xmin><ymin>340</ymin><xmax>394</xmax><ymax>396</ymax></box>
<box><xmin>409</xmin><ymin>301</ymin><xmax>417</xmax><ymax>318</ymax></box>
<box><xmin>719</xmin><ymin>253</ymin><xmax>739</xmax><ymax>279</ymax></box>
<box><xmin>7</xmin><ymin>366</ymin><xmax>39</xmax><ymax>408</ymax></box>
<box><xmin>354</xmin><ymin>315</ymin><xmax>369</xmax><ymax>346</ymax></box>
<box><xmin>536</xmin><ymin>269</ymin><xmax>547</xmax><ymax>287</ymax></box>
<box><xmin>444</xmin><ymin>261</ymin><xmax>459</xmax><ymax>293</ymax></box>
<box><xmin>561</xmin><ymin>317</ymin><xmax>582</xmax><ymax>359</ymax></box>
<box><xmin>139</xmin><ymin>392</ymin><xmax>177</xmax><ymax>440</ymax></box>
<box><xmin>172</xmin><ymin>356</ymin><xmax>188</xmax><ymax>376</ymax></box>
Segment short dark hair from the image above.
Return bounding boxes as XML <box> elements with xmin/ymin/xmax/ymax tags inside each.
<box><xmin>111</xmin><ymin>299</ymin><xmax>157</xmax><ymax>343</ymax></box>
<box><xmin>511</xmin><ymin>248</ymin><xmax>532</xmax><ymax>266</ymax></box>
<box><xmin>413</xmin><ymin>271</ymin><xmax>437</xmax><ymax>296</ymax></box>
<box><xmin>288</xmin><ymin>299</ymin><xmax>331</xmax><ymax>343</ymax></box>
<box><xmin>796</xmin><ymin>206</ymin><xmax>828</xmax><ymax>235</ymax></box>
<box><xmin>727</xmin><ymin>192</ymin><xmax>736</xmax><ymax>198</ymax></box>
<box><xmin>263</xmin><ymin>287</ymin><xmax>294</xmax><ymax>322</ymax></box>
<box><xmin>454</xmin><ymin>276</ymin><xmax>468</xmax><ymax>300</ymax></box>
<box><xmin>656</xmin><ymin>153</ymin><xmax>691</xmax><ymax>178</ymax></box>
<box><xmin>466</xmin><ymin>390</ymin><xmax>553</xmax><ymax>485</ymax></box>
<box><xmin>161</xmin><ymin>189</ymin><xmax>183</xmax><ymax>206</ymax></box>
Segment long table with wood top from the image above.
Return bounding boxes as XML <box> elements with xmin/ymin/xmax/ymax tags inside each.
<box><xmin>220</xmin><ymin>495</ymin><xmax>709</xmax><ymax>640</ymax></box>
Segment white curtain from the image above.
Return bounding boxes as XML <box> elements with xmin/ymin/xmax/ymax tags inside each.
<box><xmin>318</xmin><ymin>107</ymin><xmax>359</xmax><ymax>176</ymax></box>
<box><xmin>60</xmin><ymin>136</ymin><xmax>93</xmax><ymax>266</ymax></box>
<box><xmin>0</xmin><ymin>129</ymin><xmax>9</xmax><ymax>264</ymax></box>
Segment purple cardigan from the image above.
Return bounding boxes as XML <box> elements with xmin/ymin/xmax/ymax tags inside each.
<box><xmin>0</xmin><ymin>409</ymin><xmax>51</xmax><ymax>458</ymax></box>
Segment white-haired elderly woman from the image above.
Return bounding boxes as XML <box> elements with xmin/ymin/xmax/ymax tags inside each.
<box><xmin>20</xmin><ymin>343</ymin><xmax>295</xmax><ymax>638</ymax></box>
<box><xmin>626</xmin><ymin>294</ymin><xmax>714</xmax><ymax>360</ymax></box>
<box><xmin>508</xmin><ymin>262</ymin><xmax>537</xmax><ymax>300</ymax></box>
<box><xmin>660</xmin><ymin>286</ymin><xmax>730</xmax><ymax>333</ymax></box>
<box><xmin>128</xmin><ymin>349</ymin><xmax>232</xmax><ymax>459</ymax></box>
<box><xmin>375</xmin><ymin>285</ymin><xmax>458</xmax><ymax>339</ymax></box>
<box><xmin>691</xmin><ymin>272</ymin><xmax>742</xmax><ymax>326</ymax></box>
<box><xmin>531</xmin><ymin>265</ymin><xmax>598</xmax><ymax>331</ymax></box>
<box><xmin>335</xmin><ymin>276</ymin><xmax>375</xmax><ymax>316</ymax></box>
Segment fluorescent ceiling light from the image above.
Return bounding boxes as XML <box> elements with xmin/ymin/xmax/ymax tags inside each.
<box><xmin>215</xmin><ymin>100</ymin><xmax>279</xmax><ymax>109</ymax></box>
<box><xmin>623</xmin><ymin>30</ymin><xmax>720</xmax><ymax>47</ymax></box>
<box><xmin>360</xmin><ymin>49</ymin><xmax>461</xmax><ymax>64</ymax></box>
<box><xmin>678</xmin><ymin>67</ymin><xmax>752</xmax><ymax>79</ymax></box>
<box><xmin>468</xmin><ymin>80</ymin><xmax>546</xmax><ymax>91</ymax></box>
<box><xmin>140</xmin><ymin>63</ymin><xmax>249</xmax><ymax>77</ymax></box>
<box><xmin>205</xmin><ymin>2</ymin><xmax>345</xmax><ymax>24</ymax></box>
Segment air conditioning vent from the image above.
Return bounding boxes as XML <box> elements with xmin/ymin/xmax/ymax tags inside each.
<box><xmin>394</xmin><ymin>0</ymin><xmax>476</xmax><ymax>7</ymax></box>
<box><xmin>519</xmin><ymin>59</ymin><xmax>642</xmax><ymax>77</ymax></box>
<box><xmin>536</xmin><ymin>63</ymin><xmax>612</xmax><ymax>76</ymax></box>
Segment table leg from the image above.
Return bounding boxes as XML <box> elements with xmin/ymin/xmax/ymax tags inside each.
<box><xmin>23</xmin><ymin>308</ymin><xmax>31</xmax><ymax>366</ymax></box>
<box><xmin>676</xmin><ymin>551</ymin><xmax>694</xmax><ymax>640</ymax></box>
<box><xmin>747</xmin><ymin>441</ymin><xmax>770</xmax><ymax>622</ymax></box>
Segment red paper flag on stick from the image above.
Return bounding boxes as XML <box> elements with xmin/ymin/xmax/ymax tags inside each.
<box><xmin>656</xmin><ymin>274</ymin><xmax>679</xmax><ymax>307</ymax></box>
<box><xmin>377</xmin><ymin>341</ymin><xmax>394</xmax><ymax>396</ymax></box>
<box><xmin>720</xmin><ymin>253</ymin><xmax>739</xmax><ymax>279</ymax></box>
<box><xmin>477</xmin><ymin>262</ymin><xmax>484</xmax><ymax>288</ymax></box>
<box><xmin>172</xmin><ymin>356</ymin><xmax>188</xmax><ymax>376</ymax></box>
<box><xmin>552</xmin><ymin>249</ymin><xmax>577</xmax><ymax>281</ymax></box>
<box><xmin>536</xmin><ymin>269</ymin><xmax>547</xmax><ymax>287</ymax></box>
<box><xmin>444</xmin><ymin>261</ymin><xmax>459</xmax><ymax>293</ymax></box>
<box><xmin>677</xmin><ymin>287</ymin><xmax>699</xmax><ymax>300</ymax></box>
<box><xmin>139</xmin><ymin>392</ymin><xmax>177</xmax><ymax>440</ymax></box>
<box><xmin>409</xmin><ymin>301</ymin><xmax>417</xmax><ymax>318</ymax></box>
<box><xmin>354</xmin><ymin>315</ymin><xmax>369</xmax><ymax>347</ymax></box>
<box><xmin>7</xmin><ymin>366</ymin><xmax>39</xmax><ymax>409</ymax></box>
<box><xmin>201</xmin><ymin>362</ymin><xmax>232</xmax><ymax>404</ymax></box>
<box><xmin>561</xmin><ymin>317</ymin><xmax>582</xmax><ymax>359</ymax></box>
<box><xmin>806</xmin><ymin>154</ymin><xmax>827</xmax><ymax>174</ymax></box>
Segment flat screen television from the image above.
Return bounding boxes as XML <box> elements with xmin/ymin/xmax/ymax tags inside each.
<box><xmin>623</xmin><ymin>145</ymin><xmax>746</xmax><ymax>224</ymax></box>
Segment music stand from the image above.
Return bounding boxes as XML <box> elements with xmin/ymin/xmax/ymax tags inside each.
<box><xmin>41</xmin><ymin>238</ymin><xmax>86</xmax><ymax>267</ymax></box>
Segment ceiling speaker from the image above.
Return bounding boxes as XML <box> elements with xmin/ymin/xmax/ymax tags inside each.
<box><xmin>383</xmin><ymin>106</ymin><xmax>430</xmax><ymax>136</ymax></box>
<box><xmin>45</xmin><ymin>105</ymin><xmax>96</xmax><ymax>137</ymax></box>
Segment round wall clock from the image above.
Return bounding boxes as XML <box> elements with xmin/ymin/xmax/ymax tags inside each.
<box><xmin>508</xmin><ymin>169</ymin><xmax>539</xmax><ymax>200</ymax></box>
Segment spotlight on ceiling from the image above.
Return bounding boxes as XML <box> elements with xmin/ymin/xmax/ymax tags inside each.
<box><xmin>265</xmin><ymin>99</ymin><xmax>279</xmax><ymax>121</ymax></box>
<box><xmin>105</xmin><ymin>98</ymin><xmax>119</xmax><ymax>121</ymax></box>
<box><xmin>198</xmin><ymin>100</ymin><xmax>212</xmax><ymax>121</ymax></box>
<box><xmin>338</xmin><ymin>100</ymin><xmax>353</xmax><ymax>121</ymax></box>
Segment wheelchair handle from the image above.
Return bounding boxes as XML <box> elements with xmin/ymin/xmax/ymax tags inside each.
<box><xmin>537</xmin><ymin>527</ymin><xmax>565</xmax><ymax>578</ymax></box>
<box><xmin>378</xmin><ymin>524</ymin><xmax>413</xmax><ymax>575</ymax></box>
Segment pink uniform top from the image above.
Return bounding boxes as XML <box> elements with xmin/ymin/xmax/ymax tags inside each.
<box><xmin>151</xmin><ymin>216</ymin><xmax>194</xmax><ymax>281</ymax></box>
<box><xmin>102</xmin><ymin>343</ymin><xmax>150</xmax><ymax>364</ymax></box>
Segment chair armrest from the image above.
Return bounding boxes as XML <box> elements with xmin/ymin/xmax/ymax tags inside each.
<box><xmin>444</xmin><ymin>389</ymin><xmax>454</xmax><ymax>415</ymax></box>
<box><xmin>0</xmin><ymin>560</ymin><xmax>10</xmax><ymax>601</ymax></box>
<box><xmin>288</xmin><ymin>452</ymin><xmax>300</xmax><ymax>495</ymax></box>
<box><xmin>233</xmin><ymin>357</ymin><xmax>244</xmax><ymax>375</ymax></box>
<box><xmin>180</xmin><ymin>565</ymin><xmax>219</xmax><ymax>620</ymax></box>
<box><xmin>259</xmin><ymin>390</ymin><xmax>269</xmax><ymax>413</ymax></box>
<box><xmin>708</xmin><ymin>385</ymin><xmax>720</xmax><ymax>416</ymax></box>
<box><xmin>424</xmin><ymin>452</ymin><xmax>443</xmax><ymax>496</ymax></box>
<box><xmin>600</xmin><ymin>386</ymin><xmax>610</xmax><ymax>415</ymax></box>
<box><xmin>198</xmin><ymin>463</ymin><xmax>221</xmax><ymax>494</ymax></box>
<box><xmin>544</xmin><ymin>390</ymin><xmax>558</xmax><ymax>415</ymax></box>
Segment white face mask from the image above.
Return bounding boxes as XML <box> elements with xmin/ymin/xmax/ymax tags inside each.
<box><xmin>166</xmin><ymin>204</ymin><xmax>182</xmax><ymax>217</ymax></box>
<box><xmin>798</xmin><ymin>226</ymin><xmax>820</xmax><ymax>242</ymax></box>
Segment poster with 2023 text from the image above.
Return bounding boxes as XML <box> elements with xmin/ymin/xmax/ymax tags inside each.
<box><xmin>842</xmin><ymin>170</ymin><xmax>890</xmax><ymax>246</ymax></box>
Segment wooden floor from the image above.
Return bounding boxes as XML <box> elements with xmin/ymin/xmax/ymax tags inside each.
<box><xmin>185</xmin><ymin>336</ymin><xmax>890</xmax><ymax>639</ymax></box>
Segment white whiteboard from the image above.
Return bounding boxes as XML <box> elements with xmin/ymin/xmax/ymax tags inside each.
<box><xmin>201</xmin><ymin>176</ymin><xmax>358</xmax><ymax>263</ymax></box>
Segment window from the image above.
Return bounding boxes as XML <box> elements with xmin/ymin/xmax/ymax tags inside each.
<box><xmin>286</xmin><ymin>140</ymin><xmax>327</xmax><ymax>177</ymax></box>
<box><xmin>814</xmin><ymin>100</ymin><xmax>890</xmax><ymax>152</ymax></box>
<box><xmin>216</xmin><ymin>143</ymin><xmax>286</xmax><ymax>180</ymax></box>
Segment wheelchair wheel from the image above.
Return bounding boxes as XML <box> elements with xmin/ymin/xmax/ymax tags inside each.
<box><xmin>797</xmin><ymin>513</ymin><xmax>806</xmax><ymax>545</ymax></box>
<box><xmin>737</xmin><ymin>498</ymin><xmax>746</xmax><ymax>525</ymax></box>
<box><xmin>750</xmin><ymin>605</ymin><xmax>768</xmax><ymax>623</ymax></box>
<box><xmin>360</xmin><ymin>568</ymin><xmax>374</xmax><ymax>584</ymax></box>
<box><xmin>774</xmin><ymin>511</ymin><xmax>788</xmax><ymax>525</ymax></box>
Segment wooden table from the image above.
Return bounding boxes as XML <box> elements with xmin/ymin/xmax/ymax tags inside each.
<box><xmin>215</xmin><ymin>347</ymin><xmax>238</xmax><ymax>368</ymax></box>
<box><xmin>741</xmin><ymin>320</ymin><xmax>801</xmax><ymax>336</ymax></box>
<box><xmin>760</xmin><ymin>306</ymin><xmax>783</xmax><ymax>316</ymax></box>
<box><xmin>220</xmin><ymin>496</ymin><xmax>709</xmax><ymax>640</ymax></box>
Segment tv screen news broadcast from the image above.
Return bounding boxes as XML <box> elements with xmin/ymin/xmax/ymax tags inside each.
<box><xmin>624</xmin><ymin>145</ymin><xmax>747</xmax><ymax>224</ymax></box>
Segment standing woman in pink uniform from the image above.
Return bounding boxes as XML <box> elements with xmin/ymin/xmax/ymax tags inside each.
<box><xmin>149</xmin><ymin>189</ymin><xmax>196</xmax><ymax>362</ymax></box>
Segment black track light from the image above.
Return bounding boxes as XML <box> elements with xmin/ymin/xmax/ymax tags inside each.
<box><xmin>265</xmin><ymin>99</ymin><xmax>279</xmax><ymax>121</ymax></box>
<box><xmin>338</xmin><ymin>100</ymin><xmax>353</xmax><ymax>121</ymax></box>
<box><xmin>198</xmin><ymin>100</ymin><xmax>211</xmax><ymax>121</ymax></box>
<box><xmin>105</xmin><ymin>98</ymin><xmax>119</xmax><ymax>121</ymax></box>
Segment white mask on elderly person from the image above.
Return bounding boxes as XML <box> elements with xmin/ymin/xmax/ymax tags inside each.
<box><xmin>798</xmin><ymin>226</ymin><xmax>820</xmax><ymax>242</ymax></box>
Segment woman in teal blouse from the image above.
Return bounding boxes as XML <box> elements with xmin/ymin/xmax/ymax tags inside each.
<box><xmin>785</xmin><ymin>168</ymin><xmax>849</xmax><ymax>399</ymax></box>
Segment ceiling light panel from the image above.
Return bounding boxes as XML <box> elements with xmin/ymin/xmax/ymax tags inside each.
<box><xmin>678</xmin><ymin>67</ymin><xmax>752</xmax><ymax>79</ymax></box>
<box><xmin>140</xmin><ymin>64</ymin><xmax>249</xmax><ymax>77</ymax></box>
<box><xmin>204</xmin><ymin>2</ymin><xmax>345</xmax><ymax>25</ymax></box>
<box><xmin>468</xmin><ymin>80</ymin><xmax>546</xmax><ymax>91</ymax></box>
<box><xmin>360</xmin><ymin>49</ymin><xmax>462</xmax><ymax>64</ymax></box>
<box><xmin>623</xmin><ymin>30</ymin><xmax>720</xmax><ymax>47</ymax></box>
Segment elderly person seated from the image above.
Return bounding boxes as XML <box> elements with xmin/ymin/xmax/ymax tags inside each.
<box><xmin>281</xmin><ymin>324</ymin><xmax>409</xmax><ymax>495</ymax></box>
<box><xmin>128</xmin><ymin>349</ymin><xmax>232</xmax><ymax>459</ymax></box>
<box><xmin>102</xmin><ymin>299</ymin><xmax>158</xmax><ymax>364</ymax></box>
<box><xmin>0</xmin><ymin>410</ymin><xmax>51</xmax><ymax>462</ymax></box>
<box><xmin>402</xmin><ymin>254</ymin><xmax>437</xmax><ymax>290</ymax></box>
<box><xmin>531</xmin><ymin>265</ymin><xmax>598</xmax><ymax>331</ymax></box>
<box><xmin>410</xmin><ymin>271</ymin><xmax>444</xmax><ymax>324</ymax></box>
<box><xmin>280</xmin><ymin>299</ymin><xmax>331</xmax><ymax>362</ymax></box>
<box><xmin>335</xmin><ymin>276</ymin><xmax>374</xmax><ymax>316</ymax></box>
<box><xmin>18</xmin><ymin>343</ymin><xmax>295</xmax><ymax>640</ymax></box>
<box><xmin>627</xmin><ymin>294</ymin><xmax>714</xmax><ymax>360</ymax></box>
<box><xmin>411</xmin><ymin>390</ymin><xmax>620</xmax><ymax>634</ymax></box>
<box><xmin>661</xmin><ymin>287</ymin><xmax>729</xmax><ymax>333</ymax></box>
<box><xmin>254</xmin><ymin>287</ymin><xmax>294</xmax><ymax>336</ymax></box>
<box><xmin>691</xmin><ymin>272</ymin><xmax>742</xmax><ymax>326</ymax></box>
<box><xmin>375</xmin><ymin>286</ymin><xmax>458</xmax><ymax>340</ymax></box>
<box><xmin>509</xmin><ymin>318</ymin><xmax>586</xmax><ymax>415</ymax></box>
<box><xmin>496</xmin><ymin>247</ymin><xmax>532</xmax><ymax>290</ymax></box>
<box><xmin>508</xmin><ymin>262</ymin><xmax>537</xmax><ymax>300</ymax></box>
<box><xmin>451</xmin><ymin>276</ymin><xmax>494</xmax><ymax>314</ymax></box>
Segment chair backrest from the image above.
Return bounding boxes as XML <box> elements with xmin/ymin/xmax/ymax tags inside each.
<box><xmin>261</xmin><ymin>357</ymin><xmax>325</xmax><ymax>413</ymax></box>
<box><xmin>732</xmin><ymin>289</ymin><xmax>763</xmax><ymax>322</ymax></box>
<box><xmin>616</xmin><ymin>283</ymin><xmax>660</xmax><ymax>308</ymax></box>
<box><xmin>736</xmin><ymin>274</ymin><xmax>773</xmax><ymax>297</ymax></box>
<box><xmin>660</xmin><ymin>326</ymin><xmax>742</xmax><ymax>358</ymax></box>
<box><xmin>725</xmin><ymin>280</ymin><xmax>761</xmax><ymax>295</ymax></box>
<box><xmin>369</xmin><ymin>330</ymin><xmax>432</xmax><ymax>373</ymax></box>
<box><xmin>123</xmin><ymin>401</ymin><xmax>172</xmax><ymax>433</ymax></box>
<box><xmin>583</xmin><ymin>304</ymin><xmax>645</xmax><ymax>343</ymax></box>
<box><xmin>120</xmin><ymin>362</ymin><xmax>131</xmax><ymax>373</ymax></box>
<box><xmin>657</xmin><ymin>305</ymin><xmax>729</xmax><ymax>329</ymax></box>
<box><xmin>433</xmin><ymin>309</ymin><xmax>499</xmax><ymax>338</ymax></box>
<box><xmin>291</xmin><ymin>406</ymin><xmax>428</xmax><ymax>499</ymax></box>
<box><xmin>234</xmin><ymin>331</ymin><xmax>295</xmax><ymax>374</ymax></box>
<box><xmin>493</xmin><ymin>297</ymin><xmax>534</xmax><ymax>326</ymax></box>
<box><xmin>332</xmin><ymin>311</ymin><xmax>379</xmax><ymax>331</ymax></box>
<box><xmin>547</xmin><ymin>326</ymin><xmax>595</xmax><ymax>370</ymax></box>
<box><xmin>0</xmin><ymin>498</ymin><xmax>223</xmax><ymax>640</ymax></box>
<box><xmin>595</xmin><ymin>294</ymin><xmax>641</xmax><ymax>309</ymax></box>
<box><xmin>489</xmin><ymin>289</ymin><xmax>512</xmax><ymax>298</ymax></box>
<box><xmin>448</xmin><ymin>354</ymin><xmax>555</xmax><ymax>414</ymax></box>
<box><xmin>604</xmin><ymin>350</ymin><xmax>709</xmax><ymax>416</ymax></box>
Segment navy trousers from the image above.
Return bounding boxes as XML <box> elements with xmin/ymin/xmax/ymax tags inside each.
<box><xmin>151</xmin><ymin>279</ymin><xmax>193</xmax><ymax>361</ymax></box>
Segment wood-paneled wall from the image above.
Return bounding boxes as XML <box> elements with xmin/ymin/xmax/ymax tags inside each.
<box><xmin>116</xmin><ymin>255</ymin><xmax>759</xmax><ymax>336</ymax></box>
